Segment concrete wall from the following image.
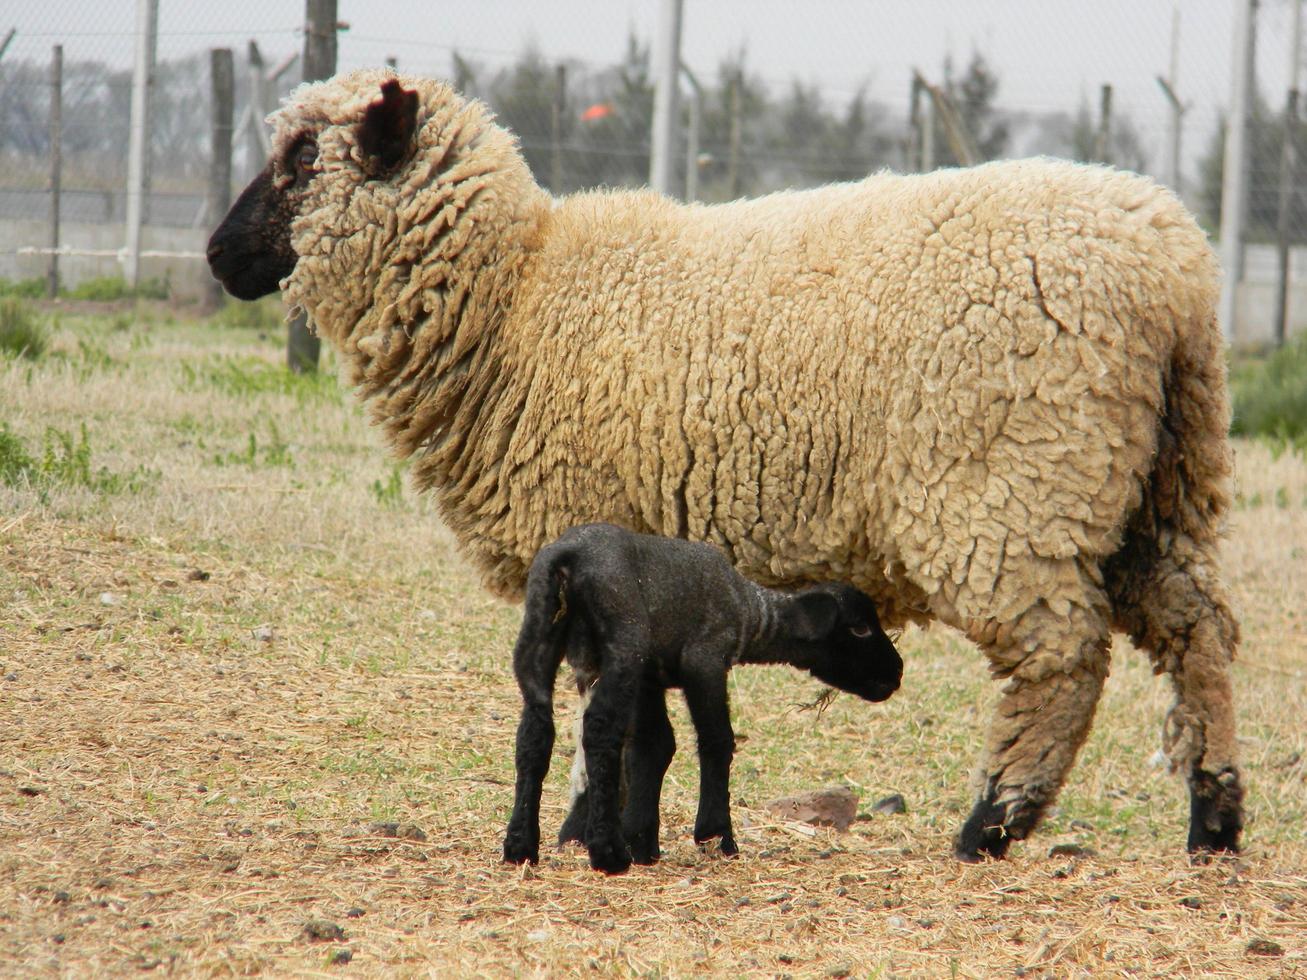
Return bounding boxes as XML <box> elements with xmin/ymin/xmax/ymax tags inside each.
<box><xmin>3</xmin><ymin>220</ymin><xmax>1307</xmax><ymax>339</ymax></box>
<box><xmin>1</xmin><ymin>220</ymin><xmax>211</xmax><ymax>302</ymax></box>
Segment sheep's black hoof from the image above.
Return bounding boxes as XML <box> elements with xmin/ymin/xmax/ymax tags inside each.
<box><xmin>1187</xmin><ymin>767</ymin><xmax>1244</xmax><ymax>858</ymax></box>
<box><xmin>502</xmin><ymin>829</ymin><xmax>539</xmax><ymax>865</ymax></box>
<box><xmin>557</xmin><ymin>795</ymin><xmax>588</xmax><ymax>846</ymax></box>
<box><xmin>624</xmin><ymin>825</ymin><xmax>661</xmax><ymax>865</ymax></box>
<box><xmin>955</xmin><ymin>797</ymin><xmax>1018</xmax><ymax>862</ymax></box>
<box><xmin>694</xmin><ymin>820</ymin><xmax>737</xmax><ymax>857</ymax></box>
<box><xmin>586</xmin><ymin>833</ymin><xmax>632</xmax><ymax>875</ymax></box>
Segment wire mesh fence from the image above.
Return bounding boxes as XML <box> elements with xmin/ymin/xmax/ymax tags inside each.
<box><xmin>1</xmin><ymin>1</ymin><xmax>1304</xmax><ymax>338</ymax></box>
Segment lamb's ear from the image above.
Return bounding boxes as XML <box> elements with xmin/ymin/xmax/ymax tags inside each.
<box><xmin>782</xmin><ymin>591</ymin><xmax>840</xmax><ymax>642</ymax></box>
<box><xmin>358</xmin><ymin>80</ymin><xmax>419</xmax><ymax>176</ymax></box>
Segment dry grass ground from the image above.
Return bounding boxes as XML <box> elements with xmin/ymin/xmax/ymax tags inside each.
<box><xmin>1</xmin><ymin>306</ymin><xmax>1305</xmax><ymax>978</ymax></box>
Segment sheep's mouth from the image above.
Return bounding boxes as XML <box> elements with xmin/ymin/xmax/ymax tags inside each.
<box><xmin>207</xmin><ymin>247</ymin><xmax>291</xmax><ymax>301</ymax></box>
<box><xmin>864</xmin><ymin>679</ymin><xmax>900</xmax><ymax>703</ymax></box>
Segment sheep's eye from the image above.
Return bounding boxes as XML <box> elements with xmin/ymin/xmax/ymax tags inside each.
<box><xmin>297</xmin><ymin>143</ymin><xmax>318</xmax><ymax>170</ymax></box>
<box><xmin>849</xmin><ymin>624</ymin><xmax>873</xmax><ymax>638</ymax></box>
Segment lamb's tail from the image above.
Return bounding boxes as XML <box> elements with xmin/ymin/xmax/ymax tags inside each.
<box><xmin>512</xmin><ymin>544</ymin><xmax>574</xmax><ymax>707</ymax></box>
<box><xmin>1104</xmin><ymin>304</ymin><xmax>1243</xmax><ymax>852</ymax></box>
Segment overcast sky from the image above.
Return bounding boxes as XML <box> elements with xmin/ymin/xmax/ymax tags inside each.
<box><xmin>5</xmin><ymin>1</ymin><xmax>1300</xmax><ymax>184</ymax></box>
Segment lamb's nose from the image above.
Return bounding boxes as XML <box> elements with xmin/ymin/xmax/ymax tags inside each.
<box><xmin>205</xmin><ymin>241</ymin><xmax>224</xmax><ymax>265</ymax></box>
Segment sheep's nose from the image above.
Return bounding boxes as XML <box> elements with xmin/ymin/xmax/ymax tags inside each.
<box><xmin>205</xmin><ymin>241</ymin><xmax>224</xmax><ymax>265</ymax></box>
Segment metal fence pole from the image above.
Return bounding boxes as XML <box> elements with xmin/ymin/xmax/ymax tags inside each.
<box><xmin>206</xmin><ymin>48</ymin><xmax>235</xmax><ymax>312</ymax></box>
<box><xmin>287</xmin><ymin>0</ymin><xmax>337</xmax><ymax>373</ymax></box>
<box><xmin>124</xmin><ymin>0</ymin><xmax>158</xmax><ymax>289</ymax></box>
<box><xmin>1274</xmin><ymin>0</ymin><xmax>1304</xmax><ymax>347</ymax></box>
<box><xmin>649</xmin><ymin>0</ymin><xmax>683</xmax><ymax>195</ymax></box>
<box><xmin>47</xmin><ymin>44</ymin><xmax>62</xmax><ymax>299</ymax></box>
<box><xmin>1219</xmin><ymin>0</ymin><xmax>1258</xmax><ymax>346</ymax></box>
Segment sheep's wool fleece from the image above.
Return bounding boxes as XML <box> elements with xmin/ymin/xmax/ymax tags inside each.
<box><xmin>273</xmin><ymin>70</ymin><xmax>1231</xmax><ymax>641</ymax></box>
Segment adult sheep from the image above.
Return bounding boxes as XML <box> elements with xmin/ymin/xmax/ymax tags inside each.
<box><xmin>207</xmin><ymin>70</ymin><xmax>1244</xmax><ymax>861</ymax></box>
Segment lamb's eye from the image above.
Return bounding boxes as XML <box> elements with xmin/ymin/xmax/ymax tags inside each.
<box><xmin>296</xmin><ymin>142</ymin><xmax>318</xmax><ymax>172</ymax></box>
<box><xmin>849</xmin><ymin>624</ymin><xmax>872</xmax><ymax>638</ymax></box>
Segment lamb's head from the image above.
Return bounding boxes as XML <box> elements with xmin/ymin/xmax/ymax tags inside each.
<box><xmin>206</xmin><ymin>69</ymin><xmax>540</xmax><ymax>333</ymax></box>
<box><xmin>777</xmin><ymin>583</ymin><xmax>903</xmax><ymax>703</ymax></box>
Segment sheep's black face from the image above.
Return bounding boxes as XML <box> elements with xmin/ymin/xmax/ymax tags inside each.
<box><xmin>799</xmin><ymin>584</ymin><xmax>904</xmax><ymax>703</ymax></box>
<box><xmin>206</xmin><ymin>136</ymin><xmax>317</xmax><ymax>300</ymax></box>
<box><xmin>207</xmin><ymin>79</ymin><xmax>421</xmax><ymax>302</ymax></box>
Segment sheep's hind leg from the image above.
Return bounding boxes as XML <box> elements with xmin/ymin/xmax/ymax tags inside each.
<box><xmin>557</xmin><ymin>686</ymin><xmax>592</xmax><ymax>847</ymax></box>
<box><xmin>503</xmin><ymin>634</ymin><xmax>565</xmax><ymax>865</ymax></box>
<box><xmin>1113</xmin><ymin>545</ymin><xmax>1243</xmax><ymax>855</ymax></box>
<box><xmin>956</xmin><ymin>598</ymin><xmax>1111</xmax><ymax>862</ymax></box>
<box><xmin>622</xmin><ymin>684</ymin><xmax>676</xmax><ymax>864</ymax></box>
<box><xmin>581</xmin><ymin>660</ymin><xmax>640</xmax><ymax>874</ymax></box>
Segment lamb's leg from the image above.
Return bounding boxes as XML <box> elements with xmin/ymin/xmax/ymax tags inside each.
<box><xmin>556</xmin><ymin>684</ymin><xmax>591</xmax><ymax>846</ymax></box>
<box><xmin>1114</xmin><ymin>546</ymin><xmax>1243</xmax><ymax>854</ymax></box>
<box><xmin>503</xmin><ymin>630</ymin><xmax>564</xmax><ymax>865</ymax></box>
<box><xmin>622</xmin><ymin>684</ymin><xmax>676</xmax><ymax>865</ymax></box>
<box><xmin>957</xmin><ymin>597</ymin><xmax>1111</xmax><ymax>861</ymax></box>
<box><xmin>682</xmin><ymin>667</ymin><xmax>738</xmax><ymax>856</ymax></box>
<box><xmin>581</xmin><ymin>659</ymin><xmax>640</xmax><ymax>874</ymax></box>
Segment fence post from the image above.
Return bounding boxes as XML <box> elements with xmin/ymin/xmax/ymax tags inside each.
<box><xmin>47</xmin><ymin>45</ymin><xmax>62</xmax><ymax>299</ymax></box>
<box><xmin>1220</xmin><ymin>0</ymin><xmax>1258</xmax><ymax>346</ymax></box>
<box><xmin>550</xmin><ymin>63</ymin><xmax>566</xmax><ymax>194</ymax></box>
<box><xmin>726</xmin><ymin>70</ymin><xmax>741</xmax><ymax>198</ymax></box>
<box><xmin>124</xmin><ymin>0</ymin><xmax>159</xmax><ymax>289</ymax></box>
<box><xmin>206</xmin><ymin>48</ymin><xmax>235</xmax><ymax>312</ymax></box>
<box><xmin>649</xmin><ymin>0</ymin><xmax>683</xmax><ymax>195</ymax></box>
<box><xmin>1094</xmin><ymin>84</ymin><xmax>1113</xmax><ymax>164</ymax></box>
<box><xmin>287</xmin><ymin>0</ymin><xmax>338</xmax><ymax>373</ymax></box>
<box><xmin>1275</xmin><ymin>0</ymin><xmax>1303</xmax><ymax>348</ymax></box>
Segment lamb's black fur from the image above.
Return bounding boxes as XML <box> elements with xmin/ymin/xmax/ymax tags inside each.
<box><xmin>502</xmin><ymin>523</ymin><xmax>903</xmax><ymax>874</ymax></box>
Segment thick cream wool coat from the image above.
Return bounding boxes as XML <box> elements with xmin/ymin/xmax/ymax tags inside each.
<box><xmin>267</xmin><ymin>71</ymin><xmax>1238</xmax><ymax>805</ymax></box>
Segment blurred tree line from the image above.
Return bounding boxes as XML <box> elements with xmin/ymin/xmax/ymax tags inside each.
<box><xmin>9</xmin><ymin>29</ymin><xmax>1291</xmax><ymax>237</ymax></box>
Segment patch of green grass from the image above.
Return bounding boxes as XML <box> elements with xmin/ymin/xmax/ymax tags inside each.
<box><xmin>75</xmin><ymin>337</ymin><xmax>117</xmax><ymax>374</ymax></box>
<box><xmin>1231</xmin><ymin>332</ymin><xmax>1307</xmax><ymax>450</ymax></box>
<box><xmin>209</xmin><ymin>296</ymin><xmax>287</xmax><ymax>332</ymax></box>
<box><xmin>211</xmin><ymin>423</ymin><xmax>293</xmax><ymax>468</ymax></box>
<box><xmin>0</xmin><ymin>298</ymin><xmax>48</xmax><ymax>360</ymax></box>
<box><xmin>181</xmin><ymin>355</ymin><xmax>341</xmax><ymax>405</ymax></box>
<box><xmin>0</xmin><ymin>422</ymin><xmax>157</xmax><ymax>499</ymax></box>
<box><xmin>0</xmin><ymin>276</ymin><xmax>46</xmax><ymax>299</ymax></box>
<box><xmin>370</xmin><ymin>463</ymin><xmax>407</xmax><ymax>508</ymax></box>
<box><xmin>65</xmin><ymin>275</ymin><xmax>169</xmax><ymax>302</ymax></box>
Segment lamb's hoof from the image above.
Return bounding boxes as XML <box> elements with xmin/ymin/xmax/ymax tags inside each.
<box><xmin>955</xmin><ymin>798</ymin><xmax>1015</xmax><ymax>862</ymax></box>
<box><xmin>1187</xmin><ymin>767</ymin><xmax>1244</xmax><ymax>859</ymax></box>
<box><xmin>626</xmin><ymin>833</ymin><xmax>661</xmax><ymax>866</ymax></box>
<box><xmin>502</xmin><ymin>831</ymin><xmax>539</xmax><ymax>866</ymax></box>
<box><xmin>693</xmin><ymin>817</ymin><xmax>738</xmax><ymax>855</ymax></box>
<box><xmin>557</xmin><ymin>801</ymin><xmax>588</xmax><ymax>846</ymax></box>
<box><xmin>586</xmin><ymin>834</ymin><xmax>632</xmax><ymax>875</ymax></box>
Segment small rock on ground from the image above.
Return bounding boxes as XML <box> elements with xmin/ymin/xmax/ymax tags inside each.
<box><xmin>763</xmin><ymin>786</ymin><xmax>858</xmax><ymax>831</ymax></box>
<box><xmin>302</xmin><ymin>920</ymin><xmax>346</xmax><ymax>943</ymax></box>
<box><xmin>342</xmin><ymin>821</ymin><xmax>427</xmax><ymax>842</ymax></box>
<box><xmin>1246</xmin><ymin>938</ymin><xmax>1284</xmax><ymax>957</ymax></box>
<box><xmin>873</xmin><ymin>793</ymin><xmax>907</xmax><ymax>815</ymax></box>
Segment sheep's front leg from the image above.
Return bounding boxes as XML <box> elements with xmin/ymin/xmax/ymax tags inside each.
<box><xmin>682</xmin><ymin>666</ymin><xmax>738</xmax><ymax>856</ymax></box>
<box><xmin>503</xmin><ymin>635</ymin><xmax>563</xmax><ymax>865</ymax></box>
<box><xmin>957</xmin><ymin>600</ymin><xmax>1111</xmax><ymax>861</ymax></box>
<box><xmin>622</xmin><ymin>683</ymin><xmax>676</xmax><ymax>864</ymax></box>
<box><xmin>581</xmin><ymin>660</ymin><xmax>640</xmax><ymax>874</ymax></box>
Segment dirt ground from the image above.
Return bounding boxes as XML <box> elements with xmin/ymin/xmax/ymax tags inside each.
<box><xmin>1</xmin><ymin>313</ymin><xmax>1304</xmax><ymax>977</ymax></box>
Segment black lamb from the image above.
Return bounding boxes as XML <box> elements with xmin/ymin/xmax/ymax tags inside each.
<box><xmin>502</xmin><ymin>523</ymin><xmax>903</xmax><ymax>875</ymax></box>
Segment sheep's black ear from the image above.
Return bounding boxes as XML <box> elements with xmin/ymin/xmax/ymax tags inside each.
<box><xmin>358</xmin><ymin>80</ymin><xmax>419</xmax><ymax>176</ymax></box>
<box><xmin>782</xmin><ymin>591</ymin><xmax>840</xmax><ymax>642</ymax></box>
